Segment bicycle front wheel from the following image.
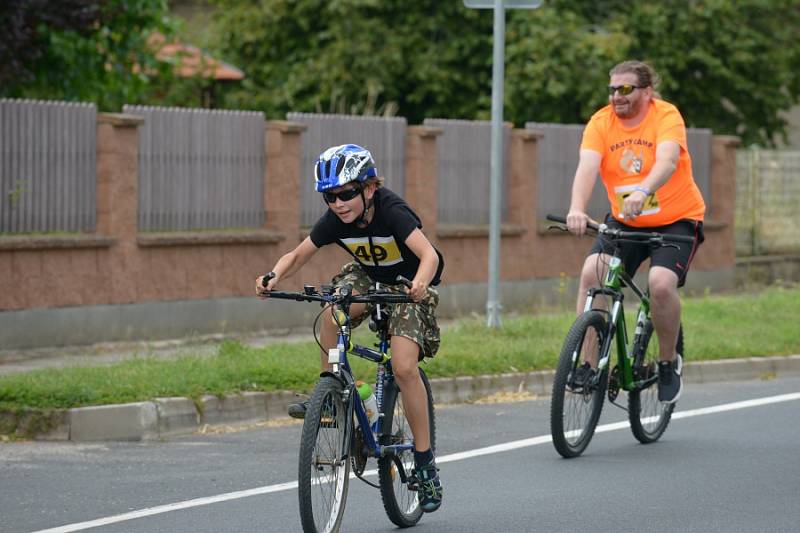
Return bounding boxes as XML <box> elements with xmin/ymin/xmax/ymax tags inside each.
<box><xmin>628</xmin><ymin>322</ymin><xmax>682</xmax><ymax>444</ymax></box>
<box><xmin>298</xmin><ymin>376</ymin><xmax>351</xmax><ymax>533</ymax></box>
<box><xmin>550</xmin><ymin>310</ymin><xmax>609</xmax><ymax>458</ymax></box>
<box><xmin>378</xmin><ymin>368</ymin><xmax>435</xmax><ymax>528</ymax></box>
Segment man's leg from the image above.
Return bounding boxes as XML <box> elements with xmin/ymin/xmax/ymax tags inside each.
<box><xmin>648</xmin><ymin>266</ymin><xmax>681</xmax><ymax>362</ymax></box>
<box><xmin>649</xmin><ymin>266</ymin><xmax>683</xmax><ymax>404</ymax></box>
<box><xmin>576</xmin><ymin>253</ymin><xmax>610</xmax><ymax>368</ymax></box>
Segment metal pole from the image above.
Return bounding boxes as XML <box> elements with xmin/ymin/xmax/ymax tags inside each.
<box><xmin>486</xmin><ymin>0</ymin><xmax>505</xmax><ymax>328</ymax></box>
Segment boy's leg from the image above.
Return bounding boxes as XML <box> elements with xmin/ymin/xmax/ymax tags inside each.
<box><xmin>392</xmin><ymin>334</ymin><xmax>442</xmax><ymax>513</ymax></box>
<box><xmin>389</xmin><ymin>335</ymin><xmax>430</xmax><ymax>450</ymax></box>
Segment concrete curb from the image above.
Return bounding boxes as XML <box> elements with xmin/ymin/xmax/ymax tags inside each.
<box><xmin>8</xmin><ymin>355</ymin><xmax>800</xmax><ymax>441</ymax></box>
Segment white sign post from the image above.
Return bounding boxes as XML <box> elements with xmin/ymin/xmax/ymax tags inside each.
<box><xmin>463</xmin><ymin>0</ymin><xmax>543</xmax><ymax>328</ymax></box>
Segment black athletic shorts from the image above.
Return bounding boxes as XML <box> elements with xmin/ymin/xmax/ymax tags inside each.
<box><xmin>588</xmin><ymin>215</ymin><xmax>705</xmax><ymax>287</ymax></box>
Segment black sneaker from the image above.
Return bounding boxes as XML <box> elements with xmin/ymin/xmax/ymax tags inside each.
<box><xmin>658</xmin><ymin>354</ymin><xmax>683</xmax><ymax>404</ymax></box>
<box><xmin>570</xmin><ymin>362</ymin><xmax>596</xmax><ymax>391</ymax></box>
<box><xmin>287</xmin><ymin>400</ymin><xmax>309</xmax><ymax>419</ymax></box>
<box><xmin>414</xmin><ymin>462</ymin><xmax>443</xmax><ymax>513</ymax></box>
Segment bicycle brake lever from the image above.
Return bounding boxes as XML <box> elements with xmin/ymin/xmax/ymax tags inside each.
<box><xmin>547</xmin><ymin>224</ymin><xmax>569</xmax><ymax>232</ymax></box>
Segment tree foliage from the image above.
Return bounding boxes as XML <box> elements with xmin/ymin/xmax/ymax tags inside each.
<box><xmin>0</xmin><ymin>0</ymin><xmax>179</xmax><ymax>111</ymax></box>
<box><xmin>212</xmin><ymin>0</ymin><xmax>800</xmax><ymax>146</ymax></box>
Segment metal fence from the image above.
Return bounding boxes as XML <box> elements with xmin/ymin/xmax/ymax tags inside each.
<box><xmin>0</xmin><ymin>99</ymin><xmax>97</xmax><ymax>233</ymax></box>
<box><xmin>124</xmin><ymin>105</ymin><xmax>266</xmax><ymax>231</ymax></box>
<box><xmin>736</xmin><ymin>149</ymin><xmax>800</xmax><ymax>255</ymax></box>
<box><xmin>287</xmin><ymin>113</ymin><xmax>407</xmax><ymax>227</ymax></box>
<box><xmin>424</xmin><ymin>118</ymin><xmax>509</xmax><ymax>225</ymax></box>
<box><xmin>527</xmin><ymin>122</ymin><xmax>713</xmax><ymax>221</ymax></box>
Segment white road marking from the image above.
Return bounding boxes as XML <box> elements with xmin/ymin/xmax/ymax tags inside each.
<box><xmin>34</xmin><ymin>392</ymin><xmax>800</xmax><ymax>532</ymax></box>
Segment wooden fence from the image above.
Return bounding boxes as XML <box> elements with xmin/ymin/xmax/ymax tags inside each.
<box><xmin>0</xmin><ymin>99</ymin><xmax>96</xmax><ymax>233</ymax></box>
<box><xmin>423</xmin><ymin>118</ymin><xmax>510</xmax><ymax>225</ymax></box>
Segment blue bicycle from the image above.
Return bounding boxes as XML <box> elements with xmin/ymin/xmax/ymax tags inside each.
<box><xmin>261</xmin><ymin>274</ymin><xmax>435</xmax><ymax>533</ymax></box>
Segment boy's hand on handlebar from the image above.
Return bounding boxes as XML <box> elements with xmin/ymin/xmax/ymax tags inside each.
<box><xmin>407</xmin><ymin>278</ymin><xmax>428</xmax><ymax>302</ymax></box>
<box><xmin>255</xmin><ymin>271</ymin><xmax>277</xmax><ymax>298</ymax></box>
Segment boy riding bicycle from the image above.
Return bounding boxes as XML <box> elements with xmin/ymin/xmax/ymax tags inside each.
<box><xmin>255</xmin><ymin>144</ymin><xmax>444</xmax><ymax>513</ymax></box>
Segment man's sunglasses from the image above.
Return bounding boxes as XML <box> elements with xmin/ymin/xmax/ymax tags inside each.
<box><xmin>322</xmin><ymin>186</ymin><xmax>362</xmax><ymax>204</ymax></box>
<box><xmin>607</xmin><ymin>84</ymin><xmax>646</xmax><ymax>96</ymax></box>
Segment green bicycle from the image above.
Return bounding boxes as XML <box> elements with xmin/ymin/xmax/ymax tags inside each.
<box><xmin>547</xmin><ymin>214</ymin><xmax>696</xmax><ymax>458</ymax></box>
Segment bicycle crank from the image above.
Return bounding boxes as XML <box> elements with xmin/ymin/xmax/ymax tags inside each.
<box><xmin>608</xmin><ymin>365</ymin><xmax>621</xmax><ymax>402</ymax></box>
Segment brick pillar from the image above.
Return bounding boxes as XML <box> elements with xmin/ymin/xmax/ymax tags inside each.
<box><xmin>709</xmin><ymin>135</ymin><xmax>741</xmax><ymax>267</ymax></box>
<box><xmin>508</xmin><ymin>129</ymin><xmax>542</xmax><ymax>229</ymax></box>
<box><xmin>96</xmin><ymin>112</ymin><xmax>144</xmax><ymax>303</ymax></box>
<box><xmin>265</xmin><ymin>121</ymin><xmax>307</xmax><ymax>244</ymax></box>
<box><xmin>405</xmin><ymin>126</ymin><xmax>443</xmax><ymax>240</ymax></box>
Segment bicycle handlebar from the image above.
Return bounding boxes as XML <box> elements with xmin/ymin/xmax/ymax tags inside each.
<box><xmin>260</xmin><ymin>273</ymin><xmax>416</xmax><ymax>306</ymax></box>
<box><xmin>546</xmin><ymin>214</ymin><xmax>695</xmax><ymax>244</ymax></box>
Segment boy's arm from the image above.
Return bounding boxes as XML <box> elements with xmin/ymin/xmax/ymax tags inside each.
<box><xmin>404</xmin><ymin>228</ymin><xmax>439</xmax><ymax>302</ymax></box>
<box><xmin>256</xmin><ymin>237</ymin><xmax>319</xmax><ymax>295</ymax></box>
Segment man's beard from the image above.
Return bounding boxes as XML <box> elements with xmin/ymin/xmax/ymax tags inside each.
<box><xmin>613</xmin><ymin>98</ymin><xmax>639</xmax><ymax>119</ymax></box>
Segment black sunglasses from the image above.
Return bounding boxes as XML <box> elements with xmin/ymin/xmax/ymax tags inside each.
<box><xmin>607</xmin><ymin>84</ymin><xmax>646</xmax><ymax>96</ymax></box>
<box><xmin>322</xmin><ymin>185</ymin><xmax>362</xmax><ymax>204</ymax></box>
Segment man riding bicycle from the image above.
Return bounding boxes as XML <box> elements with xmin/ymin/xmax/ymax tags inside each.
<box><xmin>565</xmin><ymin>60</ymin><xmax>705</xmax><ymax>404</ymax></box>
<box><xmin>255</xmin><ymin>144</ymin><xmax>444</xmax><ymax>512</ymax></box>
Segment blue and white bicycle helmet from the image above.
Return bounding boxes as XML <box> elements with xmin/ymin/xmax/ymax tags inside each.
<box><xmin>314</xmin><ymin>144</ymin><xmax>378</xmax><ymax>192</ymax></box>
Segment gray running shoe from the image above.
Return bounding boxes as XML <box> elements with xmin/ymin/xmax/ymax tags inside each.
<box><xmin>287</xmin><ymin>400</ymin><xmax>309</xmax><ymax>419</ymax></box>
<box><xmin>658</xmin><ymin>354</ymin><xmax>683</xmax><ymax>404</ymax></box>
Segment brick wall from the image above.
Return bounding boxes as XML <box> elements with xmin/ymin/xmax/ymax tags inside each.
<box><xmin>0</xmin><ymin>116</ymin><xmax>738</xmax><ymax>313</ymax></box>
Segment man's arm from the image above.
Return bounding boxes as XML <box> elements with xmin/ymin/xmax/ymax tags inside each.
<box><xmin>567</xmin><ymin>149</ymin><xmax>602</xmax><ymax>236</ymax></box>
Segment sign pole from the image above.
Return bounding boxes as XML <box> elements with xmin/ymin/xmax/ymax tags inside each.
<box><xmin>486</xmin><ymin>0</ymin><xmax>505</xmax><ymax>328</ymax></box>
<box><xmin>463</xmin><ymin>0</ymin><xmax>542</xmax><ymax>328</ymax></box>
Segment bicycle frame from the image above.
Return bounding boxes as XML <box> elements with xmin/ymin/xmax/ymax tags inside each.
<box><xmin>584</xmin><ymin>253</ymin><xmax>654</xmax><ymax>393</ymax></box>
<box><xmin>328</xmin><ymin>302</ymin><xmax>416</xmax><ymax>461</ymax></box>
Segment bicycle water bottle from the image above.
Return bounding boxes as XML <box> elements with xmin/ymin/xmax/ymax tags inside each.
<box><xmin>356</xmin><ymin>381</ymin><xmax>379</xmax><ymax>425</ymax></box>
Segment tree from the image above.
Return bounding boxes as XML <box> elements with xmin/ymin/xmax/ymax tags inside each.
<box><xmin>0</xmin><ymin>0</ymin><xmax>179</xmax><ymax>111</ymax></box>
<box><xmin>211</xmin><ymin>0</ymin><xmax>799</xmax><ymax>145</ymax></box>
<box><xmin>213</xmin><ymin>0</ymin><xmax>496</xmax><ymax>122</ymax></box>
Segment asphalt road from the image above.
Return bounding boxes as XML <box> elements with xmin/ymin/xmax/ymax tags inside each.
<box><xmin>2</xmin><ymin>376</ymin><xmax>799</xmax><ymax>533</ymax></box>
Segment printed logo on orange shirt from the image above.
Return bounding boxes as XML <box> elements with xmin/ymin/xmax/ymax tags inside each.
<box><xmin>620</xmin><ymin>147</ymin><xmax>644</xmax><ymax>174</ymax></box>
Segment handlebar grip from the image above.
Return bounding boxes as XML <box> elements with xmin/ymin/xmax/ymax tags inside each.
<box><xmin>261</xmin><ymin>271</ymin><xmax>276</xmax><ymax>288</ymax></box>
<box><xmin>395</xmin><ymin>275</ymin><xmax>413</xmax><ymax>288</ymax></box>
<box><xmin>663</xmin><ymin>234</ymin><xmax>697</xmax><ymax>244</ymax></box>
<box><xmin>547</xmin><ymin>213</ymin><xmax>599</xmax><ymax>232</ymax></box>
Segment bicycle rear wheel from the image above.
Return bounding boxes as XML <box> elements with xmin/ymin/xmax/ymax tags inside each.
<box><xmin>298</xmin><ymin>376</ymin><xmax>351</xmax><ymax>533</ymax></box>
<box><xmin>550</xmin><ymin>310</ymin><xmax>609</xmax><ymax>458</ymax></box>
<box><xmin>628</xmin><ymin>322</ymin><xmax>682</xmax><ymax>443</ymax></box>
<box><xmin>378</xmin><ymin>368</ymin><xmax>435</xmax><ymax>527</ymax></box>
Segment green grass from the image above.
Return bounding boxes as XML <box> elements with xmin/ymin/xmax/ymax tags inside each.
<box><xmin>1</xmin><ymin>285</ymin><xmax>799</xmax><ymax>411</ymax></box>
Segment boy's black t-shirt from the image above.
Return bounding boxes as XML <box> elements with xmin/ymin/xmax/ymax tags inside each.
<box><xmin>309</xmin><ymin>188</ymin><xmax>444</xmax><ymax>286</ymax></box>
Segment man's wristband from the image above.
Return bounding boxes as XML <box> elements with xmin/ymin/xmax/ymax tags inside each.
<box><xmin>632</xmin><ymin>185</ymin><xmax>651</xmax><ymax>196</ymax></box>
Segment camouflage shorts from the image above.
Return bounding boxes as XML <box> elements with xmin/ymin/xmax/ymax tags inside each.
<box><xmin>331</xmin><ymin>262</ymin><xmax>441</xmax><ymax>358</ymax></box>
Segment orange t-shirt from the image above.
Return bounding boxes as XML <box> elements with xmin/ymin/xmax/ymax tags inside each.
<box><xmin>580</xmin><ymin>99</ymin><xmax>705</xmax><ymax>227</ymax></box>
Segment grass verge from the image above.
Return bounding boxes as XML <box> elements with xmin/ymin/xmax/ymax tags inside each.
<box><xmin>1</xmin><ymin>285</ymin><xmax>798</xmax><ymax>411</ymax></box>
